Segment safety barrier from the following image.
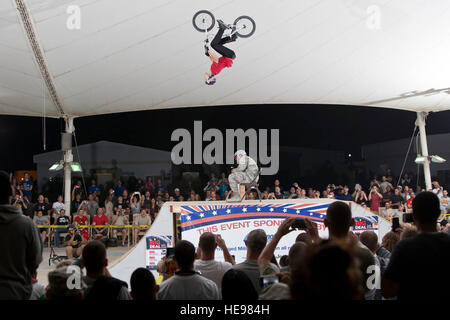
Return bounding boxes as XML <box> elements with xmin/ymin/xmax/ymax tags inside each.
<box><xmin>382</xmin><ymin>213</ymin><xmax>449</xmax><ymax>220</ymax></box>
<box><xmin>35</xmin><ymin>224</ymin><xmax>152</xmax><ymax>247</ymax></box>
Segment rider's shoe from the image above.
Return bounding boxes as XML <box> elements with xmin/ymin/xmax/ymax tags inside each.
<box><xmin>204</xmin><ymin>45</ymin><xmax>210</xmax><ymax>57</ymax></box>
<box><xmin>217</xmin><ymin>19</ymin><xmax>226</xmax><ymax>30</ymax></box>
<box><xmin>230</xmin><ymin>34</ymin><xmax>237</xmax><ymax>42</ymax></box>
<box><xmin>217</xmin><ymin>19</ymin><xmax>231</xmax><ymax>30</ymax></box>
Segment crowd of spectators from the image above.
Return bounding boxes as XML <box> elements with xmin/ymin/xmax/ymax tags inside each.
<box><xmin>7</xmin><ymin>168</ymin><xmax>450</xmax><ymax>252</ymax></box>
<box><xmin>1</xmin><ymin>169</ymin><xmax>450</xmax><ymax>300</ymax></box>
<box><xmin>9</xmin><ymin>176</ymin><xmax>174</xmax><ymax>250</ymax></box>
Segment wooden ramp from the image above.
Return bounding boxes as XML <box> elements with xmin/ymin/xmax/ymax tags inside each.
<box><xmin>109</xmin><ymin>199</ymin><xmax>391</xmax><ymax>284</ymax></box>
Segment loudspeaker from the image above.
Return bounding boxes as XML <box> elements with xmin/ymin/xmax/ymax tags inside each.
<box><xmin>61</xmin><ymin>132</ymin><xmax>72</xmax><ymax>151</ymax></box>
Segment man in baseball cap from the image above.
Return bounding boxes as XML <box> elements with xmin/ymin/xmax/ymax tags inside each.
<box><xmin>227</xmin><ymin>150</ymin><xmax>259</xmax><ymax>202</ymax></box>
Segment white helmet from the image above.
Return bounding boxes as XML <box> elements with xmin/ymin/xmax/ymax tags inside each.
<box><xmin>234</xmin><ymin>150</ymin><xmax>247</xmax><ymax>157</ymax></box>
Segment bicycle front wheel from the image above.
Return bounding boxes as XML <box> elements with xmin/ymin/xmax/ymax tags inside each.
<box><xmin>192</xmin><ymin>10</ymin><xmax>216</xmax><ymax>32</ymax></box>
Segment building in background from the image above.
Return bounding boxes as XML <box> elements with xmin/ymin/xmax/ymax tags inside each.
<box><xmin>33</xmin><ymin>140</ymin><xmax>172</xmax><ymax>193</ymax></box>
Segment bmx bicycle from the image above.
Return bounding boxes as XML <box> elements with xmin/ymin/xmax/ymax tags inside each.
<box><xmin>192</xmin><ymin>10</ymin><xmax>256</xmax><ymax>43</ymax></box>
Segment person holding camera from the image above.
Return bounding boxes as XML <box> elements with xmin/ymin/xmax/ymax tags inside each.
<box><xmin>432</xmin><ymin>181</ymin><xmax>443</xmax><ymax>197</ymax></box>
<box><xmin>194</xmin><ymin>233</ymin><xmax>234</xmax><ymax>293</ymax></box>
<box><xmin>65</xmin><ymin>225</ymin><xmax>86</xmax><ymax>259</ymax></box>
<box><xmin>257</xmin><ymin>217</ymin><xmax>318</xmax><ymax>300</ymax></box>
<box><xmin>368</xmin><ymin>185</ymin><xmax>383</xmax><ymax>213</ymax></box>
<box><xmin>354</xmin><ymin>185</ymin><xmax>368</xmax><ymax>206</ymax></box>
<box><xmin>11</xmin><ymin>193</ymin><xmax>28</xmax><ymax>211</ymax></box>
<box><xmin>71</xmin><ymin>193</ymin><xmax>83</xmax><ymax>218</ymax></box>
<box><xmin>130</xmin><ymin>192</ymin><xmax>141</xmax><ymax>214</ymax></box>
<box><xmin>71</xmin><ymin>180</ymin><xmax>85</xmax><ymax>200</ymax></box>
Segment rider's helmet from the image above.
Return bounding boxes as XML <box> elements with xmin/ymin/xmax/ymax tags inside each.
<box><xmin>234</xmin><ymin>150</ymin><xmax>247</xmax><ymax>157</ymax></box>
<box><xmin>205</xmin><ymin>75</ymin><xmax>216</xmax><ymax>85</ymax></box>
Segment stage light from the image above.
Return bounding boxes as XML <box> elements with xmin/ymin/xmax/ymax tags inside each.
<box><xmin>431</xmin><ymin>155</ymin><xmax>446</xmax><ymax>163</ymax></box>
<box><xmin>49</xmin><ymin>161</ymin><xmax>64</xmax><ymax>171</ymax></box>
<box><xmin>71</xmin><ymin>162</ymin><xmax>83</xmax><ymax>172</ymax></box>
<box><xmin>414</xmin><ymin>156</ymin><xmax>426</xmax><ymax>164</ymax></box>
<box><xmin>414</xmin><ymin>155</ymin><xmax>446</xmax><ymax>164</ymax></box>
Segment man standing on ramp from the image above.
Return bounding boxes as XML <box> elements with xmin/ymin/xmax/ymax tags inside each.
<box><xmin>204</xmin><ymin>20</ymin><xmax>237</xmax><ymax>85</ymax></box>
<box><xmin>227</xmin><ymin>150</ymin><xmax>259</xmax><ymax>202</ymax></box>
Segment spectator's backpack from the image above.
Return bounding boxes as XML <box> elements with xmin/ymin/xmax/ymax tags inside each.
<box><xmin>85</xmin><ymin>276</ymin><xmax>128</xmax><ymax>300</ymax></box>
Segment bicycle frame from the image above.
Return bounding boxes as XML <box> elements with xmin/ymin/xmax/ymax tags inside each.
<box><xmin>202</xmin><ymin>23</ymin><xmax>246</xmax><ymax>43</ymax></box>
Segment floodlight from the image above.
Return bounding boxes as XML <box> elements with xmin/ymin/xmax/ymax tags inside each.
<box><xmin>430</xmin><ymin>155</ymin><xmax>446</xmax><ymax>163</ymax></box>
<box><xmin>49</xmin><ymin>161</ymin><xmax>64</xmax><ymax>171</ymax></box>
<box><xmin>71</xmin><ymin>162</ymin><xmax>83</xmax><ymax>172</ymax></box>
<box><xmin>414</xmin><ymin>156</ymin><xmax>427</xmax><ymax>164</ymax></box>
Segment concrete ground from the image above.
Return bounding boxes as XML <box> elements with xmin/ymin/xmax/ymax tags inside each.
<box><xmin>37</xmin><ymin>246</ymin><xmax>131</xmax><ymax>287</ymax></box>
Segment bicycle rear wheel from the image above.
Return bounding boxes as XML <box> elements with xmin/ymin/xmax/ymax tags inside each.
<box><xmin>192</xmin><ymin>10</ymin><xmax>215</xmax><ymax>32</ymax></box>
<box><xmin>233</xmin><ymin>15</ymin><xmax>256</xmax><ymax>38</ymax></box>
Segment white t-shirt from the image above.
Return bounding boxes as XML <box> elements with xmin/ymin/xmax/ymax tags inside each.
<box><xmin>194</xmin><ymin>259</ymin><xmax>232</xmax><ymax>292</ymax></box>
<box><xmin>52</xmin><ymin>202</ymin><xmax>66</xmax><ymax>215</ymax></box>
<box><xmin>433</xmin><ymin>188</ymin><xmax>443</xmax><ymax>198</ymax></box>
<box><xmin>157</xmin><ymin>274</ymin><xmax>219</xmax><ymax>300</ymax></box>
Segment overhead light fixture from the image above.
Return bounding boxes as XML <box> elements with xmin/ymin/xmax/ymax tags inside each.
<box><xmin>49</xmin><ymin>161</ymin><xmax>64</xmax><ymax>171</ymax></box>
<box><xmin>49</xmin><ymin>160</ymin><xmax>82</xmax><ymax>172</ymax></box>
<box><xmin>71</xmin><ymin>162</ymin><xmax>83</xmax><ymax>172</ymax></box>
<box><xmin>414</xmin><ymin>155</ymin><xmax>446</xmax><ymax>164</ymax></box>
<box><xmin>414</xmin><ymin>155</ymin><xmax>427</xmax><ymax>164</ymax></box>
<box><xmin>431</xmin><ymin>155</ymin><xmax>446</xmax><ymax>163</ymax></box>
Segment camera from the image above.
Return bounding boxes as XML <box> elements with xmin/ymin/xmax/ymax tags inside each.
<box><xmin>291</xmin><ymin>219</ymin><xmax>307</xmax><ymax>229</ymax></box>
<box><xmin>260</xmin><ymin>275</ymin><xmax>279</xmax><ymax>288</ymax></box>
<box><xmin>402</xmin><ymin>213</ymin><xmax>414</xmax><ymax>223</ymax></box>
<box><xmin>392</xmin><ymin>217</ymin><xmax>400</xmax><ymax>231</ymax></box>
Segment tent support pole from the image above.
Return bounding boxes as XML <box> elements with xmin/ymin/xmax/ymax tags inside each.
<box><xmin>64</xmin><ymin>117</ymin><xmax>74</xmax><ymax>214</ymax></box>
<box><xmin>416</xmin><ymin>111</ymin><xmax>432</xmax><ymax>191</ymax></box>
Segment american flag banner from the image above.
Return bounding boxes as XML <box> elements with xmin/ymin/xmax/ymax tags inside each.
<box><xmin>180</xmin><ymin>202</ymin><xmax>329</xmax><ymax>232</ymax></box>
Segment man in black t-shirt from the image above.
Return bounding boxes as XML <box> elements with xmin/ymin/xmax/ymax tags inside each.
<box><xmin>33</xmin><ymin>194</ymin><xmax>51</xmax><ymax>218</ymax></box>
<box><xmin>65</xmin><ymin>225</ymin><xmax>86</xmax><ymax>259</ymax></box>
<box><xmin>382</xmin><ymin>192</ymin><xmax>450</xmax><ymax>299</ymax></box>
<box><xmin>55</xmin><ymin>210</ymin><xmax>70</xmax><ymax>247</ymax></box>
<box><xmin>389</xmin><ymin>188</ymin><xmax>404</xmax><ymax>209</ymax></box>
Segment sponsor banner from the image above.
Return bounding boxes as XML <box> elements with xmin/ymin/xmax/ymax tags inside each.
<box><xmin>352</xmin><ymin>216</ymin><xmax>379</xmax><ymax>235</ymax></box>
<box><xmin>180</xmin><ymin>203</ymin><xmax>329</xmax><ymax>264</ymax></box>
<box><xmin>145</xmin><ymin>235</ymin><xmax>173</xmax><ymax>270</ymax></box>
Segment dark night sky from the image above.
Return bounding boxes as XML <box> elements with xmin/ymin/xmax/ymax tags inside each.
<box><xmin>2</xmin><ymin>104</ymin><xmax>450</xmax><ymax>172</ymax></box>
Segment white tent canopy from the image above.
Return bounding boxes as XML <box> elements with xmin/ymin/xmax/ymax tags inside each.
<box><xmin>1</xmin><ymin>0</ymin><xmax>448</xmax><ymax>201</ymax></box>
<box><xmin>1</xmin><ymin>0</ymin><xmax>450</xmax><ymax>118</ymax></box>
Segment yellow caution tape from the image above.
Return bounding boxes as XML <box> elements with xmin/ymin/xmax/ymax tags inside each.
<box><xmin>36</xmin><ymin>224</ymin><xmax>151</xmax><ymax>228</ymax></box>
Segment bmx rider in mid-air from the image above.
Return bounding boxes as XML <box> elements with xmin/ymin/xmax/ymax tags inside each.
<box><xmin>204</xmin><ymin>20</ymin><xmax>237</xmax><ymax>85</ymax></box>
